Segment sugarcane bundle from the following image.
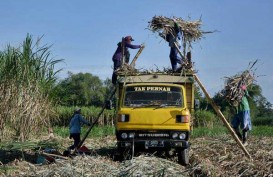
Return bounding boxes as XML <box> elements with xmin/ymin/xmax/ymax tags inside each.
<box><xmin>148</xmin><ymin>16</ymin><xmax>207</xmax><ymax>45</ymax></box>
<box><xmin>115</xmin><ymin>63</ymin><xmax>138</xmax><ymax>76</ymax></box>
<box><xmin>222</xmin><ymin>70</ymin><xmax>255</xmax><ymax>106</ymax></box>
<box><xmin>221</xmin><ymin>60</ymin><xmax>259</xmax><ymax>106</ymax></box>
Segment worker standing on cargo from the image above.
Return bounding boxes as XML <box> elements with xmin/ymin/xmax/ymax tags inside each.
<box><xmin>68</xmin><ymin>108</ymin><xmax>91</xmax><ymax>150</ymax></box>
<box><xmin>166</xmin><ymin>19</ymin><xmax>183</xmax><ymax>72</ymax></box>
<box><xmin>111</xmin><ymin>36</ymin><xmax>142</xmax><ymax>84</ymax></box>
<box><xmin>231</xmin><ymin>85</ymin><xmax>252</xmax><ymax>146</ymax></box>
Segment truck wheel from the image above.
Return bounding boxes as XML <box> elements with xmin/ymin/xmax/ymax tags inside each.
<box><xmin>122</xmin><ymin>148</ymin><xmax>133</xmax><ymax>160</ymax></box>
<box><xmin>112</xmin><ymin>149</ymin><xmax>123</xmax><ymax>162</ymax></box>
<box><xmin>113</xmin><ymin>147</ymin><xmax>132</xmax><ymax>161</ymax></box>
<box><xmin>178</xmin><ymin>148</ymin><xmax>189</xmax><ymax>166</ymax></box>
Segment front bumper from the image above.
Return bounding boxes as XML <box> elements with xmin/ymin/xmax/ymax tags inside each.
<box><xmin>118</xmin><ymin>139</ymin><xmax>189</xmax><ymax>150</ymax></box>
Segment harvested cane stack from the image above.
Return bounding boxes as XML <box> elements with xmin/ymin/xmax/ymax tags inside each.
<box><xmin>115</xmin><ymin>63</ymin><xmax>138</xmax><ymax>76</ymax></box>
<box><xmin>221</xmin><ymin>61</ymin><xmax>257</xmax><ymax>106</ymax></box>
<box><xmin>148</xmin><ymin>16</ymin><xmax>210</xmax><ymax>52</ymax></box>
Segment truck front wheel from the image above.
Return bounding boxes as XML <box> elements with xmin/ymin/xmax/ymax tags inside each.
<box><xmin>178</xmin><ymin>148</ymin><xmax>189</xmax><ymax>166</ymax></box>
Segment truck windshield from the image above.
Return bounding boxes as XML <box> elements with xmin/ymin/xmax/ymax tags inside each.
<box><xmin>123</xmin><ymin>85</ymin><xmax>183</xmax><ymax>107</ymax></box>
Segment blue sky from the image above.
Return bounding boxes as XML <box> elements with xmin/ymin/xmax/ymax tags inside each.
<box><xmin>1</xmin><ymin>0</ymin><xmax>273</xmax><ymax>104</ymax></box>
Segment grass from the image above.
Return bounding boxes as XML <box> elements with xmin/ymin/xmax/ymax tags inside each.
<box><xmin>0</xmin><ymin>166</ymin><xmax>16</xmax><ymax>175</ymax></box>
<box><xmin>53</xmin><ymin>126</ymin><xmax>115</xmax><ymax>138</ymax></box>
<box><xmin>191</xmin><ymin>126</ymin><xmax>228</xmax><ymax>138</ymax></box>
<box><xmin>191</xmin><ymin>125</ymin><xmax>273</xmax><ymax>138</ymax></box>
<box><xmin>251</xmin><ymin>126</ymin><xmax>273</xmax><ymax>137</ymax></box>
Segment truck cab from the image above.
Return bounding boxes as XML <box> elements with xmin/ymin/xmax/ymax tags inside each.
<box><xmin>115</xmin><ymin>73</ymin><xmax>194</xmax><ymax>165</ymax></box>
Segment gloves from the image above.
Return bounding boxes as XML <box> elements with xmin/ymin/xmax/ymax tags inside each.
<box><xmin>140</xmin><ymin>43</ymin><xmax>145</xmax><ymax>48</ymax></box>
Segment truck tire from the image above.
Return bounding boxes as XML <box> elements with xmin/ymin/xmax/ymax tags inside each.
<box><xmin>113</xmin><ymin>150</ymin><xmax>123</xmax><ymax>162</ymax></box>
<box><xmin>178</xmin><ymin>148</ymin><xmax>189</xmax><ymax>166</ymax></box>
<box><xmin>114</xmin><ymin>146</ymin><xmax>132</xmax><ymax>161</ymax></box>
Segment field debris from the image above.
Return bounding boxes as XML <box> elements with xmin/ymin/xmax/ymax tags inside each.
<box><xmin>1</xmin><ymin>135</ymin><xmax>272</xmax><ymax>176</ymax></box>
<box><xmin>118</xmin><ymin>155</ymin><xmax>187</xmax><ymax>176</ymax></box>
<box><xmin>221</xmin><ymin>60</ymin><xmax>258</xmax><ymax>106</ymax></box>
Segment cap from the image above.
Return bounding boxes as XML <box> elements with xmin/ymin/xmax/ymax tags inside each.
<box><xmin>75</xmin><ymin>107</ymin><xmax>81</xmax><ymax>113</ymax></box>
<box><xmin>124</xmin><ymin>36</ymin><xmax>134</xmax><ymax>42</ymax></box>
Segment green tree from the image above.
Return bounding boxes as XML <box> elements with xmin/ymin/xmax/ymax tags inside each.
<box><xmin>55</xmin><ymin>72</ymin><xmax>105</xmax><ymax>106</ymax></box>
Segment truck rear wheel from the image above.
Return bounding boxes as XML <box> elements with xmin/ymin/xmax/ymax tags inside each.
<box><xmin>178</xmin><ymin>148</ymin><xmax>189</xmax><ymax>166</ymax></box>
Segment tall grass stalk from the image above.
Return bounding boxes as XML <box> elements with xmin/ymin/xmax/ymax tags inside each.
<box><xmin>0</xmin><ymin>34</ymin><xmax>62</xmax><ymax>141</ymax></box>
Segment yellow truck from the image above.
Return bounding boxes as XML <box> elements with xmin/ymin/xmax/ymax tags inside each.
<box><xmin>114</xmin><ymin>72</ymin><xmax>196</xmax><ymax>165</ymax></box>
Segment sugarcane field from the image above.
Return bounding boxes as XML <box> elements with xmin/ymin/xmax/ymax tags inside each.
<box><xmin>1</xmin><ymin>1</ymin><xmax>273</xmax><ymax>177</ymax></box>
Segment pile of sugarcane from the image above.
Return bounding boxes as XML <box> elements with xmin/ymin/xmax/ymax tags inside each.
<box><xmin>148</xmin><ymin>15</ymin><xmax>208</xmax><ymax>45</ymax></box>
<box><xmin>221</xmin><ymin>60</ymin><xmax>258</xmax><ymax>106</ymax></box>
<box><xmin>115</xmin><ymin>63</ymin><xmax>138</xmax><ymax>76</ymax></box>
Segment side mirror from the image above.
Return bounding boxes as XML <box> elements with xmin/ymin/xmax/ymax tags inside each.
<box><xmin>105</xmin><ymin>100</ymin><xmax>113</xmax><ymax>110</ymax></box>
<box><xmin>194</xmin><ymin>99</ymin><xmax>200</xmax><ymax>110</ymax></box>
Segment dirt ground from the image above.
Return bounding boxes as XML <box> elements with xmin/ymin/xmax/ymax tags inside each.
<box><xmin>1</xmin><ymin>135</ymin><xmax>272</xmax><ymax>177</ymax></box>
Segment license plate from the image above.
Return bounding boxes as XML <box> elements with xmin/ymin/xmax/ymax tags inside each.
<box><xmin>145</xmin><ymin>140</ymin><xmax>164</xmax><ymax>147</ymax></box>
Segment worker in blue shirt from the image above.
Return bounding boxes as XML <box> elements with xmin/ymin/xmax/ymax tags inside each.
<box><xmin>69</xmin><ymin>108</ymin><xmax>91</xmax><ymax>150</ymax></box>
<box><xmin>111</xmin><ymin>36</ymin><xmax>142</xmax><ymax>84</ymax></box>
<box><xmin>160</xmin><ymin>19</ymin><xmax>184</xmax><ymax>71</ymax></box>
<box><xmin>168</xmin><ymin>20</ymin><xmax>183</xmax><ymax>71</ymax></box>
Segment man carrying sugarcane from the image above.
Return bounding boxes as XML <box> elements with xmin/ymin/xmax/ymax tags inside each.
<box><xmin>231</xmin><ymin>85</ymin><xmax>252</xmax><ymax>146</ymax></box>
<box><xmin>160</xmin><ymin>19</ymin><xmax>184</xmax><ymax>72</ymax></box>
<box><xmin>111</xmin><ymin>36</ymin><xmax>142</xmax><ymax>84</ymax></box>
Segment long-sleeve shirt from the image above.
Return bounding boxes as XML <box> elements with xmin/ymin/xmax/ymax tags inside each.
<box><xmin>238</xmin><ymin>90</ymin><xmax>250</xmax><ymax>112</ymax></box>
<box><xmin>112</xmin><ymin>42</ymin><xmax>141</xmax><ymax>61</ymax></box>
<box><xmin>239</xmin><ymin>96</ymin><xmax>250</xmax><ymax>112</ymax></box>
<box><xmin>69</xmin><ymin>113</ymin><xmax>89</xmax><ymax>134</ymax></box>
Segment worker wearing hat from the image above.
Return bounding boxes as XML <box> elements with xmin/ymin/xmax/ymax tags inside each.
<box><xmin>68</xmin><ymin>108</ymin><xmax>91</xmax><ymax>150</ymax></box>
<box><xmin>112</xmin><ymin>36</ymin><xmax>142</xmax><ymax>84</ymax></box>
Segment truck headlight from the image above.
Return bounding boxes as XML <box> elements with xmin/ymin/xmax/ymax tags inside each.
<box><xmin>172</xmin><ymin>133</ymin><xmax>178</xmax><ymax>139</ymax></box>
<box><xmin>121</xmin><ymin>133</ymin><xmax>128</xmax><ymax>139</ymax></box>
<box><xmin>129</xmin><ymin>133</ymin><xmax>135</xmax><ymax>138</ymax></box>
<box><xmin>118</xmin><ymin>114</ymin><xmax>130</xmax><ymax>122</ymax></box>
<box><xmin>176</xmin><ymin>115</ymin><xmax>190</xmax><ymax>123</ymax></box>
<box><xmin>179</xmin><ymin>133</ymin><xmax>186</xmax><ymax>140</ymax></box>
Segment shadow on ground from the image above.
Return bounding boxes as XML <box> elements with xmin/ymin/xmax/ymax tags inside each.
<box><xmin>0</xmin><ymin>149</ymin><xmax>37</xmax><ymax>164</ymax></box>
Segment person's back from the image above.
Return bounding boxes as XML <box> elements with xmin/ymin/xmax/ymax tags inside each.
<box><xmin>70</xmin><ymin>113</ymin><xmax>83</xmax><ymax>134</ymax></box>
<box><xmin>68</xmin><ymin>108</ymin><xmax>90</xmax><ymax>150</ymax></box>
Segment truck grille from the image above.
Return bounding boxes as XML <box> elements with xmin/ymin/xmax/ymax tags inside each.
<box><xmin>137</xmin><ymin>132</ymin><xmax>170</xmax><ymax>138</ymax></box>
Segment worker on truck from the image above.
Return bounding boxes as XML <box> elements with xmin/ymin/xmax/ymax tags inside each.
<box><xmin>160</xmin><ymin>19</ymin><xmax>184</xmax><ymax>72</ymax></box>
<box><xmin>111</xmin><ymin>36</ymin><xmax>142</xmax><ymax>84</ymax></box>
